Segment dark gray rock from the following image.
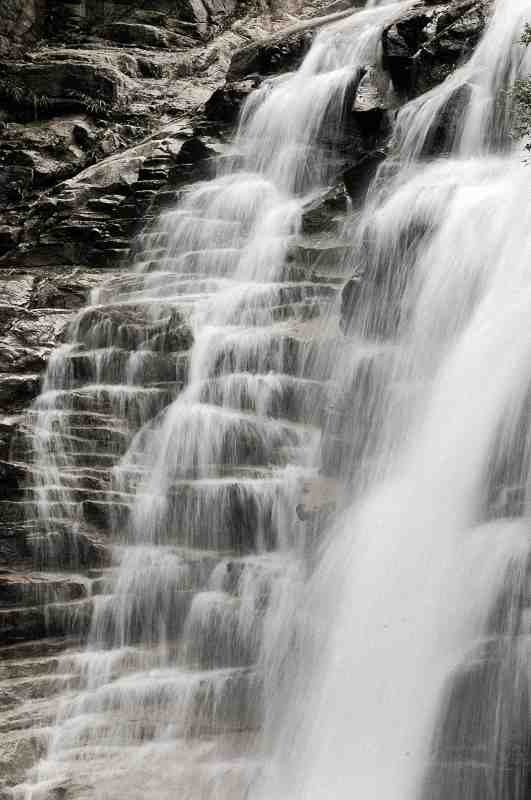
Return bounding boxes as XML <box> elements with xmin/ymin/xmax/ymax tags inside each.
<box><xmin>382</xmin><ymin>0</ymin><xmax>491</xmax><ymax>98</ymax></box>
<box><xmin>0</xmin><ymin>0</ymin><xmax>48</xmax><ymax>59</ymax></box>
<box><xmin>0</xmin><ymin>61</ymin><xmax>130</xmax><ymax>106</ymax></box>
<box><xmin>204</xmin><ymin>80</ymin><xmax>257</xmax><ymax>125</ymax></box>
<box><xmin>227</xmin><ymin>29</ymin><xmax>315</xmax><ymax>80</ymax></box>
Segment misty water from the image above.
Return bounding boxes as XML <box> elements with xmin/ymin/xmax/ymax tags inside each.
<box><xmin>14</xmin><ymin>0</ymin><xmax>531</xmax><ymax>798</ymax></box>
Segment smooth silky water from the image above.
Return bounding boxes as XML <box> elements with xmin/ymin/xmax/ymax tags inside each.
<box><xmin>14</xmin><ymin>0</ymin><xmax>531</xmax><ymax>798</ymax></box>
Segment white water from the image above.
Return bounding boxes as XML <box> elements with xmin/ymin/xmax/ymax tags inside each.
<box><xmin>15</xmin><ymin>0</ymin><xmax>531</xmax><ymax>798</ymax></box>
<box><xmin>253</xmin><ymin>2</ymin><xmax>531</xmax><ymax>799</ymax></box>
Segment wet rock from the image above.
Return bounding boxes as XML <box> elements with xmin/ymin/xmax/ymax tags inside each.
<box><xmin>204</xmin><ymin>79</ymin><xmax>257</xmax><ymax>125</ymax></box>
<box><xmin>340</xmin><ymin>274</ymin><xmax>363</xmax><ymax>332</ymax></box>
<box><xmin>382</xmin><ymin>0</ymin><xmax>491</xmax><ymax>98</ymax></box>
<box><xmin>343</xmin><ymin>150</ymin><xmax>386</xmax><ymax>203</ymax></box>
<box><xmin>301</xmin><ymin>185</ymin><xmax>350</xmax><ymax>234</ymax></box>
<box><xmin>227</xmin><ymin>29</ymin><xmax>315</xmax><ymax>80</ymax></box>
<box><xmin>168</xmin><ymin>135</ymin><xmax>224</xmax><ymax>184</ymax></box>
<box><xmin>0</xmin><ymin>375</ymin><xmax>40</xmax><ymax>413</ymax></box>
<box><xmin>351</xmin><ymin>66</ymin><xmax>392</xmax><ymax>135</ymax></box>
<box><xmin>0</xmin><ymin>571</ymin><xmax>88</xmax><ymax>607</ymax></box>
<box><xmin>0</xmin><ymin>597</ymin><xmax>93</xmax><ymax>644</ymax></box>
<box><xmin>418</xmin><ymin>83</ymin><xmax>472</xmax><ymax>156</ymax></box>
<box><xmin>0</xmin><ymin>417</ymin><xmax>21</xmax><ymax>463</ymax></box>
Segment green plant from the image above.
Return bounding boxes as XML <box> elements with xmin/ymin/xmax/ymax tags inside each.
<box><xmin>511</xmin><ymin>24</ymin><xmax>531</xmax><ymax>144</ymax></box>
<box><xmin>0</xmin><ymin>78</ymin><xmax>50</xmax><ymax>120</ymax></box>
<box><xmin>520</xmin><ymin>23</ymin><xmax>531</xmax><ymax>46</ymax></box>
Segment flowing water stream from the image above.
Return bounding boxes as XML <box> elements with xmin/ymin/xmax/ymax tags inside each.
<box><xmin>13</xmin><ymin>0</ymin><xmax>531</xmax><ymax>797</ymax></box>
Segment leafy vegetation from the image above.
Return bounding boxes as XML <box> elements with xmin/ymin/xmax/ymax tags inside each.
<box><xmin>0</xmin><ymin>77</ymin><xmax>49</xmax><ymax>118</ymax></box>
<box><xmin>512</xmin><ymin>24</ymin><xmax>531</xmax><ymax>142</ymax></box>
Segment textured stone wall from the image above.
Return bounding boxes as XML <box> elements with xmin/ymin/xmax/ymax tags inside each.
<box><xmin>0</xmin><ymin>0</ymin><xmax>49</xmax><ymax>58</ymax></box>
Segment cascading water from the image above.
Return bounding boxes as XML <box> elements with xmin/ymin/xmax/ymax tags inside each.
<box><xmin>13</xmin><ymin>0</ymin><xmax>531</xmax><ymax>798</ymax></box>
<box><xmin>252</xmin><ymin>2</ymin><xmax>531</xmax><ymax>799</ymax></box>
<box><xmin>15</xmin><ymin>3</ymin><xmax>408</xmax><ymax>798</ymax></box>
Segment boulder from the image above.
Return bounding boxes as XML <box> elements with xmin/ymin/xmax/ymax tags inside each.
<box><xmin>382</xmin><ymin>0</ymin><xmax>491</xmax><ymax>98</ymax></box>
<box><xmin>204</xmin><ymin>79</ymin><xmax>257</xmax><ymax>125</ymax></box>
<box><xmin>0</xmin><ymin>61</ymin><xmax>130</xmax><ymax>106</ymax></box>
<box><xmin>227</xmin><ymin>29</ymin><xmax>314</xmax><ymax>80</ymax></box>
<box><xmin>343</xmin><ymin>150</ymin><xmax>386</xmax><ymax>202</ymax></box>
<box><xmin>226</xmin><ymin>8</ymin><xmax>355</xmax><ymax>80</ymax></box>
<box><xmin>351</xmin><ymin>67</ymin><xmax>392</xmax><ymax>134</ymax></box>
<box><xmin>301</xmin><ymin>185</ymin><xmax>350</xmax><ymax>234</ymax></box>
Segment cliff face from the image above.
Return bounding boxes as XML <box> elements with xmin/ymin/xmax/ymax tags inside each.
<box><xmin>0</xmin><ymin>0</ymin><xmax>494</xmax><ymax>791</ymax></box>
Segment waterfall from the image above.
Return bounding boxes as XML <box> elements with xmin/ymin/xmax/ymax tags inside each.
<box><xmin>253</xmin><ymin>2</ymin><xmax>531</xmax><ymax>799</ymax></box>
<box><xmin>14</xmin><ymin>0</ymin><xmax>531</xmax><ymax>797</ymax></box>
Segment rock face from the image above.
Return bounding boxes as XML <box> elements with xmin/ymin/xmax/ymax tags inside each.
<box><xmin>0</xmin><ymin>0</ymin><xmax>503</xmax><ymax>791</ymax></box>
<box><xmin>1</xmin><ymin>60</ymin><xmax>132</xmax><ymax>105</ymax></box>
<box><xmin>382</xmin><ymin>0</ymin><xmax>491</xmax><ymax>97</ymax></box>
<box><xmin>341</xmin><ymin>0</ymin><xmax>495</xmax><ymax>333</ymax></box>
<box><xmin>0</xmin><ymin>0</ymin><xmax>48</xmax><ymax>59</ymax></box>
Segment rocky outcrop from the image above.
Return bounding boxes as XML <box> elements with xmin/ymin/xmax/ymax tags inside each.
<box><xmin>226</xmin><ymin>6</ymin><xmax>354</xmax><ymax>80</ymax></box>
<box><xmin>1</xmin><ymin>60</ymin><xmax>132</xmax><ymax>106</ymax></box>
<box><xmin>0</xmin><ymin>0</ymin><xmax>48</xmax><ymax>59</ymax></box>
<box><xmin>382</xmin><ymin>0</ymin><xmax>491</xmax><ymax>97</ymax></box>
<box><xmin>204</xmin><ymin>78</ymin><xmax>258</xmax><ymax>124</ymax></box>
<box><xmin>341</xmin><ymin>0</ymin><xmax>495</xmax><ymax>334</ymax></box>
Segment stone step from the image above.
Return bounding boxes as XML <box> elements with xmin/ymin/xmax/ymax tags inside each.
<box><xmin>74</xmin><ymin>302</ymin><xmax>192</xmax><ymax>352</ymax></box>
<box><xmin>137</xmin><ymin>169</ymin><xmax>170</xmax><ymax>183</ymax></box>
<box><xmin>123</xmin><ymin>403</ymin><xmax>317</xmax><ymax>478</ymax></box>
<box><xmin>180</xmin><ymin>590</ymin><xmax>259</xmax><ymax>670</ymax></box>
<box><xmin>134</xmin><ymin>179</ymin><xmax>168</xmax><ymax>192</ymax></box>
<box><xmin>270</xmin><ymin>298</ymin><xmax>328</xmax><ymax>323</ymax></box>
<box><xmin>197</xmin><ymin>373</ymin><xmax>326</xmax><ymax>423</ymax></box>
<box><xmin>0</xmin><ymin>598</ymin><xmax>93</xmax><ymax>645</ymax></box>
<box><xmin>25</xmin><ymin>521</ymin><xmax>111</xmax><ymax>571</ymax></box>
<box><xmin>203</xmin><ymin>323</ymin><xmax>331</xmax><ymax>380</ymax></box>
<box><xmin>0</xmin><ymin>636</ymin><xmax>81</xmax><ymax>664</ymax></box>
<box><xmin>133</xmin><ymin>189</ymin><xmax>159</xmax><ymax>205</ymax></box>
<box><xmin>142</xmin><ymin>247</ymin><xmax>242</xmax><ymax>275</ymax></box>
<box><xmin>86</xmin><ymin>196</ymin><xmax>127</xmax><ymax>213</ymax></box>
<box><xmin>87</xmin><ymin>248</ymin><xmax>130</xmax><ymax>267</ymax></box>
<box><xmin>36</xmin><ymin>385</ymin><xmax>176</xmax><ymax>424</ymax></box>
<box><xmin>52</xmin><ymin>666</ymin><xmax>260</xmax><ymax>744</ymax></box>
<box><xmin>425</xmin><ymin>633</ymin><xmax>530</xmax><ymax>799</ymax></box>
<box><xmin>132</xmin><ymin>231</ymin><xmax>170</xmax><ymax>250</ymax></box>
<box><xmin>106</xmin><ymin>473</ymin><xmax>303</xmax><ymax>551</ymax></box>
<box><xmin>0</xmin><ymin>569</ymin><xmax>90</xmax><ymax>608</ymax></box>
<box><xmin>60</xmin><ymin>348</ymin><xmax>187</xmax><ymax>387</ymax></box>
<box><xmin>151</xmin><ymin>188</ymin><xmax>190</xmax><ymax>210</ymax></box>
<box><xmin>0</xmin><ymin>671</ymin><xmax>80</xmax><ymax>705</ymax></box>
<box><xmin>0</xmin><ymin>726</ymin><xmax>49</xmax><ymax>788</ymax></box>
<box><xmin>287</xmin><ymin>237</ymin><xmax>351</xmax><ymax>268</ymax></box>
